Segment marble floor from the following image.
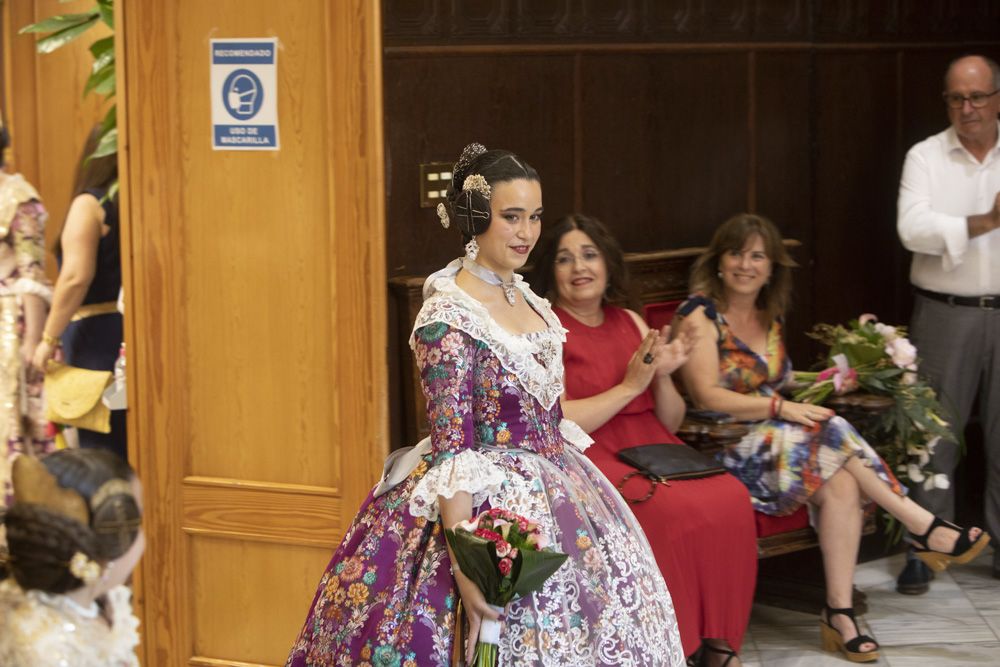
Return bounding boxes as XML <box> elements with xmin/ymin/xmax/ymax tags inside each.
<box><xmin>738</xmin><ymin>547</ymin><xmax>1000</xmax><ymax>666</ymax></box>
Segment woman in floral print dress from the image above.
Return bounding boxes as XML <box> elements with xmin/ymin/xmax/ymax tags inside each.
<box><xmin>677</xmin><ymin>213</ymin><xmax>989</xmax><ymax>663</ymax></box>
<box><xmin>286</xmin><ymin>144</ymin><xmax>684</xmax><ymax>667</ymax></box>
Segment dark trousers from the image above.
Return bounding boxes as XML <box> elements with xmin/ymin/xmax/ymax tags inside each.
<box><xmin>908</xmin><ymin>293</ymin><xmax>1000</xmax><ymax>546</ymax></box>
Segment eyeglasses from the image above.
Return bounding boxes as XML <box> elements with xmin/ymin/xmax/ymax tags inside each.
<box><xmin>942</xmin><ymin>89</ymin><xmax>1000</xmax><ymax>109</ymax></box>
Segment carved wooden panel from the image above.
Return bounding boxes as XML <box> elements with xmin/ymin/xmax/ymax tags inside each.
<box><xmin>382</xmin><ymin>0</ymin><xmax>999</xmax><ymax>45</ymax></box>
<box><xmin>451</xmin><ymin>0</ymin><xmax>510</xmax><ymax>37</ymax></box>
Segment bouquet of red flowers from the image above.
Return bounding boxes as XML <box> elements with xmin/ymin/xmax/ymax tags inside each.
<box><xmin>445</xmin><ymin>508</ymin><xmax>568</xmax><ymax>666</ymax></box>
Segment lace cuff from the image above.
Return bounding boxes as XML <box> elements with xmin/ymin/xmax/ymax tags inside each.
<box><xmin>106</xmin><ymin>585</ymin><xmax>141</xmax><ymax>665</ymax></box>
<box><xmin>559</xmin><ymin>419</ymin><xmax>593</xmax><ymax>452</ymax></box>
<box><xmin>12</xmin><ymin>277</ymin><xmax>52</xmax><ymax>303</ymax></box>
<box><xmin>409</xmin><ymin>449</ymin><xmax>506</xmax><ymax>521</ymax></box>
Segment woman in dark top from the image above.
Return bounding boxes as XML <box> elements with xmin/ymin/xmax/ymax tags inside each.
<box><xmin>32</xmin><ymin>126</ymin><xmax>125</xmax><ymax>459</ymax></box>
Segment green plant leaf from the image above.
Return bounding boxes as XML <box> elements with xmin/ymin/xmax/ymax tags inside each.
<box><xmin>444</xmin><ymin>529</ymin><xmax>501</xmax><ymax>603</ymax></box>
<box><xmin>97</xmin><ymin>0</ymin><xmax>114</xmax><ymax>28</ymax></box>
<box><xmin>89</xmin><ymin>127</ymin><xmax>117</xmax><ymax>159</ymax></box>
<box><xmin>33</xmin><ymin>15</ymin><xmax>100</xmax><ymax>54</ymax></box>
<box><xmin>100</xmin><ymin>105</ymin><xmax>117</xmax><ymax>135</ymax></box>
<box><xmin>19</xmin><ymin>12</ymin><xmax>96</xmax><ymax>34</ymax></box>
<box><xmin>90</xmin><ymin>35</ymin><xmax>114</xmax><ymax>60</ymax></box>
<box><xmin>84</xmin><ymin>65</ymin><xmax>115</xmax><ymax>97</ymax></box>
<box><xmin>509</xmin><ymin>549</ymin><xmax>568</xmax><ymax>601</ymax></box>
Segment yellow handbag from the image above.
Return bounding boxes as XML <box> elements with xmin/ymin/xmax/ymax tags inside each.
<box><xmin>44</xmin><ymin>362</ymin><xmax>113</xmax><ymax>433</ymax></box>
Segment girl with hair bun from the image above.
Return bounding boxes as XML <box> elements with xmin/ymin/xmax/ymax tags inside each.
<box><xmin>286</xmin><ymin>143</ymin><xmax>684</xmax><ymax>666</ymax></box>
<box><xmin>0</xmin><ymin>448</ymin><xmax>144</xmax><ymax>666</ymax></box>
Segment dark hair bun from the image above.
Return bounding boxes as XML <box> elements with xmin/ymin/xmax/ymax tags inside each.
<box><xmin>91</xmin><ymin>490</ymin><xmax>142</xmax><ymax>560</ymax></box>
<box><xmin>4</xmin><ymin>504</ymin><xmax>101</xmax><ymax>593</ymax></box>
<box><xmin>452</xmin><ymin>186</ymin><xmax>492</xmax><ymax>237</ymax></box>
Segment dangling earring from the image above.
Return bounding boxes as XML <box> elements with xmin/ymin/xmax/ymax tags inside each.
<box><xmin>717</xmin><ymin>271</ymin><xmax>723</xmax><ymax>279</ymax></box>
<box><xmin>465</xmin><ymin>237</ymin><xmax>480</xmax><ymax>261</ymax></box>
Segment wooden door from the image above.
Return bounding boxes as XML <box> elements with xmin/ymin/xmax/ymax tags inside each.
<box><xmin>116</xmin><ymin>1</ymin><xmax>386</xmax><ymax>664</ymax></box>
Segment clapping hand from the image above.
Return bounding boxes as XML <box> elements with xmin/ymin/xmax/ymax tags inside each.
<box><xmin>651</xmin><ymin>323</ymin><xmax>696</xmax><ymax>378</ymax></box>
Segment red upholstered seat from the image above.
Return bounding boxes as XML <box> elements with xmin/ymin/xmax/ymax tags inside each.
<box><xmin>641</xmin><ymin>301</ymin><xmax>815</xmax><ymax>548</ymax></box>
<box><xmin>642</xmin><ymin>300</ymin><xmax>682</xmax><ymax>331</ymax></box>
<box><xmin>755</xmin><ymin>506</ymin><xmax>810</xmax><ymax>538</ymax></box>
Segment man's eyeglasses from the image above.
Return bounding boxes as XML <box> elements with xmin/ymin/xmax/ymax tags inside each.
<box><xmin>942</xmin><ymin>89</ymin><xmax>1000</xmax><ymax>109</ymax></box>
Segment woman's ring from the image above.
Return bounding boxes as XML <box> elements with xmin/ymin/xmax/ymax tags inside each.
<box><xmin>642</xmin><ymin>353</ymin><xmax>654</xmax><ymax>364</ymax></box>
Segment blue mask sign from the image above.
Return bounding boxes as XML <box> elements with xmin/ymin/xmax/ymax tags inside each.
<box><xmin>210</xmin><ymin>38</ymin><xmax>279</xmax><ymax>150</ymax></box>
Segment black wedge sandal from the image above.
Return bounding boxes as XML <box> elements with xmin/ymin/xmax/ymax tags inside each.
<box><xmin>820</xmin><ymin>605</ymin><xmax>879</xmax><ymax>663</ymax></box>
<box><xmin>698</xmin><ymin>642</ymin><xmax>739</xmax><ymax>667</ymax></box>
<box><xmin>909</xmin><ymin>516</ymin><xmax>991</xmax><ymax>572</ymax></box>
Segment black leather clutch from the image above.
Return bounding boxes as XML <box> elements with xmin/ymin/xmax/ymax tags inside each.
<box><xmin>616</xmin><ymin>443</ymin><xmax>726</xmax><ymax>503</ymax></box>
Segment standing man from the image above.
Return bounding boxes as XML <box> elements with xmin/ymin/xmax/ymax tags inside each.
<box><xmin>896</xmin><ymin>54</ymin><xmax>1000</xmax><ymax>594</ymax></box>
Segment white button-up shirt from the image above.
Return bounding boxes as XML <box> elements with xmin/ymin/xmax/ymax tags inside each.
<box><xmin>897</xmin><ymin>122</ymin><xmax>1000</xmax><ymax>295</ymax></box>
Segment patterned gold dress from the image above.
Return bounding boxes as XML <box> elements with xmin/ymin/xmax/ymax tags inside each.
<box><xmin>0</xmin><ymin>174</ymin><xmax>55</xmax><ymax>508</ymax></box>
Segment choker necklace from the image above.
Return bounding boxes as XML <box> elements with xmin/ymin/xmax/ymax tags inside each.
<box><xmin>462</xmin><ymin>258</ymin><xmax>518</xmax><ymax>306</ymax></box>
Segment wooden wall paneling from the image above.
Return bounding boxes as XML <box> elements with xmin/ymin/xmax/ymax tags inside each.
<box><xmin>813</xmin><ymin>52</ymin><xmax>901</xmax><ymax>327</ymax></box>
<box><xmin>753</xmin><ymin>50</ymin><xmax>814</xmax><ymax>362</ymax></box>
<box><xmin>119</xmin><ymin>0</ymin><xmax>385</xmax><ymax>664</ymax></box>
<box><xmin>382</xmin><ymin>53</ymin><xmax>575</xmax><ymax>278</ymax></box>
<box><xmin>578</xmin><ymin>52</ymin><xmax>749</xmax><ymax>252</ymax></box>
<box><xmin>3</xmin><ymin>0</ymin><xmax>110</xmax><ymax>278</ymax></box>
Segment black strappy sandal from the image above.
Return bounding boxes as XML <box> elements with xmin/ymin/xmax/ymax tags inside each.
<box><xmin>698</xmin><ymin>642</ymin><xmax>739</xmax><ymax>667</ymax></box>
<box><xmin>820</xmin><ymin>605</ymin><xmax>879</xmax><ymax>663</ymax></box>
<box><xmin>909</xmin><ymin>516</ymin><xmax>991</xmax><ymax>572</ymax></box>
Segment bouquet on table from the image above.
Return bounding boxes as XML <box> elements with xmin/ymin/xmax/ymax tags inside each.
<box><xmin>445</xmin><ymin>507</ymin><xmax>568</xmax><ymax>666</ymax></box>
<box><xmin>792</xmin><ymin>314</ymin><xmax>953</xmax><ymax>491</ymax></box>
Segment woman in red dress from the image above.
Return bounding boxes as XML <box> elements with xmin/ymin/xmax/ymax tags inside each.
<box><xmin>530</xmin><ymin>214</ymin><xmax>757</xmax><ymax>667</ymax></box>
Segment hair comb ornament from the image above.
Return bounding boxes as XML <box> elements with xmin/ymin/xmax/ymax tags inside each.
<box><xmin>90</xmin><ymin>479</ymin><xmax>134</xmax><ymax>511</ymax></box>
<box><xmin>436</xmin><ymin>202</ymin><xmax>450</xmax><ymax>228</ymax></box>
<box><xmin>462</xmin><ymin>174</ymin><xmax>491</xmax><ymax>199</ymax></box>
<box><xmin>453</xmin><ymin>142</ymin><xmax>487</xmax><ymax>178</ymax></box>
<box><xmin>12</xmin><ymin>456</ymin><xmax>89</xmax><ymax>526</ymax></box>
<box><xmin>69</xmin><ymin>551</ymin><xmax>101</xmax><ymax>584</ymax></box>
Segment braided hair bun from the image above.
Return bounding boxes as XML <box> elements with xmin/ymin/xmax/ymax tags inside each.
<box><xmin>3</xmin><ymin>450</ymin><xmax>141</xmax><ymax>594</ymax></box>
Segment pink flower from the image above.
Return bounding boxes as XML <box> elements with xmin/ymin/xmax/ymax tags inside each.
<box><xmin>453</xmin><ymin>517</ymin><xmax>481</xmax><ymax>532</ymax></box>
<box><xmin>495</xmin><ymin>539</ymin><xmax>512</xmax><ymax>558</ymax></box>
<box><xmin>817</xmin><ymin>354</ymin><xmax>858</xmax><ymax>394</ymax></box>
<box><xmin>474</xmin><ymin>528</ymin><xmax>503</xmax><ymax>543</ymax></box>
<box><xmin>498</xmin><ymin>557</ymin><xmax>512</xmax><ymax>575</ymax></box>
<box><xmin>526</xmin><ymin>532</ymin><xmax>551</xmax><ymax>550</ymax></box>
<box><xmin>858</xmin><ymin>313</ymin><xmax>878</xmax><ymax>326</ymax></box>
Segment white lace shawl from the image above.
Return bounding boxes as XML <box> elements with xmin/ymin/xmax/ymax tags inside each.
<box><xmin>0</xmin><ymin>580</ymin><xmax>140</xmax><ymax>667</ymax></box>
<box><xmin>407</xmin><ymin>262</ymin><xmax>593</xmax><ymax>521</ymax></box>
<box><xmin>409</xmin><ymin>259</ymin><xmax>567</xmax><ymax>410</ymax></box>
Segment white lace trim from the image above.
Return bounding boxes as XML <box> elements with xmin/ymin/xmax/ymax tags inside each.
<box><xmin>408</xmin><ymin>449</ymin><xmax>506</xmax><ymax>521</ymax></box>
<box><xmin>12</xmin><ymin>277</ymin><xmax>52</xmax><ymax>303</ymax></box>
<box><xmin>0</xmin><ymin>581</ymin><xmax>140</xmax><ymax>667</ymax></box>
<box><xmin>410</xmin><ymin>261</ymin><xmax>568</xmax><ymax>410</ymax></box>
<box><xmin>559</xmin><ymin>419</ymin><xmax>593</xmax><ymax>452</ymax></box>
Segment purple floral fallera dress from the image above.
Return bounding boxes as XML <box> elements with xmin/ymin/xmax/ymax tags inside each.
<box><xmin>287</xmin><ymin>262</ymin><xmax>684</xmax><ymax>667</ymax></box>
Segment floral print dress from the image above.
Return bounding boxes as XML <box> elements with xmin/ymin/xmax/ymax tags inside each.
<box><xmin>0</xmin><ymin>174</ymin><xmax>55</xmax><ymax>508</ymax></box>
<box><xmin>677</xmin><ymin>295</ymin><xmax>904</xmax><ymax>516</ymax></box>
<box><xmin>286</xmin><ymin>261</ymin><xmax>684</xmax><ymax>667</ymax></box>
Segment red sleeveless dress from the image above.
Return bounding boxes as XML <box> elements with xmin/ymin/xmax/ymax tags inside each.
<box><xmin>557</xmin><ymin>305</ymin><xmax>758</xmax><ymax>656</ymax></box>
